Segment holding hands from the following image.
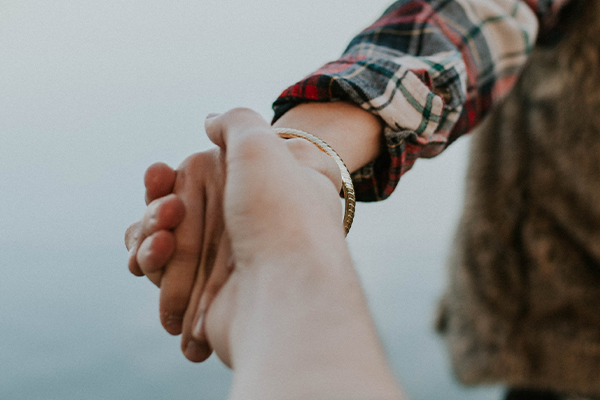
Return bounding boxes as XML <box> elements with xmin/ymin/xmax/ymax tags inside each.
<box><xmin>125</xmin><ymin>107</ymin><xmax>401</xmax><ymax>400</ymax></box>
<box><xmin>124</xmin><ymin>108</ymin><xmax>344</xmax><ymax>362</ymax></box>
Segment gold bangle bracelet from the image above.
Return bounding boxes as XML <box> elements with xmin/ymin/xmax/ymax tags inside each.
<box><xmin>274</xmin><ymin>128</ymin><xmax>355</xmax><ymax>236</ymax></box>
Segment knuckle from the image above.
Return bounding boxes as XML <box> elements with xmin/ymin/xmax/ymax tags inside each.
<box><xmin>124</xmin><ymin>223</ymin><xmax>140</xmax><ymax>249</ymax></box>
<box><xmin>128</xmin><ymin>255</ymin><xmax>143</xmax><ymax>276</ymax></box>
<box><xmin>144</xmin><ymin>162</ymin><xmax>173</xmax><ymax>191</ymax></box>
<box><xmin>176</xmin><ymin>150</ymin><xmax>220</xmax><ymax>184</ymax></box>
<box><xmin>141</xmin><ymin>205</ymin><xmax>159</xmax><ymax>234</ymax></box>
<box><xmin>301</xmin><ymin>152</ymin><xmax>342</xmax><ymax>191</ymax></box>
<box><xmin>285</xmin><ymin>138</ymin><xmax>316</xmax><ymax>155</ymax></box>
<box><xmin>145</xmin><ymin>161</ymin><xmax>169</xmax><ymax>178</ymax></box>
<box><xmin>235</xmin><ymin>133</ymin><xmax>274</xmax><ymax>161</ymax></box>
<box><xmin>222</xmin><ymin>108</ymin><xmax>270</xmax><ymax>134</ymax></box>
<box><xmin>226</xmin><ymin>107</ymin><xmax>259</xmax><ymax>120</ymax></box>
<box><xmin>154</xmin><ymin>196</ymin><xmax>184</xmax><ymax>228</ymax></box>
<box><xmin>178</xmin><ymin>152</ymin><xmax>207</xmax><ymax>171</ymax></box>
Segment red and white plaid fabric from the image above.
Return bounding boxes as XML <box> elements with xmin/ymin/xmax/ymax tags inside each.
<box><xmin>274</xmin><ymin>0</ymin><xmax>570</xmax><ymax>201</ymax></box>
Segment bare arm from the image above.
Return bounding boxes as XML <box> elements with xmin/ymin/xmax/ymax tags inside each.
<box><xmin>273</xmin><ymin>101</ymin><xmax>384</xmax><ymax>173</ymax></box>
<box><xmin>202</xmin><ymin>108</ymin><xmax>405</xmax><ymax>400</ymax></box>
<box><xmin>219</xmin><ymin>249</ymin><xmax>404</xmax><ymax>400</ymax></box>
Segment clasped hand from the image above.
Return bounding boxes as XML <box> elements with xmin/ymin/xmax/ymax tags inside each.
<box><xmin>124</xmin><ymin>108</ymin><xmax>345</xmax><ymax>363</ymax></box>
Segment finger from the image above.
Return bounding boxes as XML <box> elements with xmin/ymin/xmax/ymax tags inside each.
<box><xmin>125</xmin><ymin>220</ymin><xmax>142</xmax><ymax>252</ymax></box>
<box><xmin>192</xmin><ymin>232</ymin><xmax>233</xmax><ymax>342</ymax></box>
<box><xmin>207</xmin><ymin>109</ymin><xmax>345</xmax><ymax>263</ymax></box>
<box><xmin>137</xmin><ymin>230</ymin><xmax>176</xmax><ymax>275</ymax></box>
<box><xmin>128</xmin><ymin>252</ymin><xmax>144</xmax><ymax>277</ymax></box>
<box><xmin>145</xmin><ymin>270</ymin><xmax>163</xmax><ymax>287</ymax></box>
<box><xmin>126</xmin><ymin>221</ymin><xmax>144</xmax><ymax>276</ymax></box>
<box><xmin>204</xmin><ymin>108</ymin><xmax>271</xmax><ymax>150</ymax></box>
<box><xmin>204</xmin><ymin>268</ymin><xmax>240</xmax><ymax>368</ymax></box>
<box><xmin>141</xmin><ymin>194</ymin><xmax>185</xmax><ymax>237</ymax></box>
<box><xmin>158</xmin><ymin>155</ymin><xmax>211</xmax><ymax>336</ymax></box>
<box><xmin>204</xmin><ymin>109</ymin><xmax>292</xmax><ymax>196</ymax></box>
<box><xmin>126</xmin><ymin>162</ymin><xmax>175</xmax><ymax>277</ymax></box>
<box><xmin>145</xmin><ymin>162</ymin><xmax>177</xmax><ymax>205</ymax></box>
<box><xmin>205</xmin><ymin>109</ymin><xmax>296</xmax><ymax>182</ymax></box>
<box><xmin>182</xmin><ymin>232</ymin><xmax>232</xmax><ymax>362</ymax></box>
<box><xmin>128</xmin><ymin>194</ymin><xmax>184</xmax><ymax>278</ymax></box>
<box><xmin>128</xmin><ymin>251</ymin><xmax>144</xmax><ymax>277</ymax></box>
<box><xmin>285</xmin><ymin>138</ymin><xmax>343</xmax><ymax>192</ymax></box>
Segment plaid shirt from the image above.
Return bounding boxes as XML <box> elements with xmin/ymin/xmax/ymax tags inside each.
<box><xmin>273</xmin><ymin>0</ymin><xmax>571</xmax><ymax>201</ymax></box>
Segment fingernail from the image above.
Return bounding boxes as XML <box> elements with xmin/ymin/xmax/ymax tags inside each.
<box><xmin>185</xmin><ymin>340</ymin><xmax>207</xmax><ymax>360</ymax></box>
<box><xmin>149</xmin><ymin>201</ymin><xmax>159</xmax><ymax>220</ymax></box>
<box><xmin>192</xmin><ymin>295</ymin><xmax>208</xmax><ymax>339</ymax></box>
<box><xmin>206</xmin><ymin>113</ymin><xmax>220</xmax><ymax>120</ymax></box>
<box><xmin>164</xmin><ymin>315</ymin><xmax>183</xmax><ymax>334</ymax></box>
<box><xmin>192</xmin><ymin>310</ymin><xmax>205</xmax><ymax>340</ymax></box>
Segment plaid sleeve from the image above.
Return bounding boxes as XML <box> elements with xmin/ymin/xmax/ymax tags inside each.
<box><xmin>273</xmin><ymin>0</ymin><xmax>570</xmax><ymax>201</ymax></box>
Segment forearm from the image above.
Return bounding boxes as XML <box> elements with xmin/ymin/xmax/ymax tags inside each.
<box><xmin>272</xmin><ymin>101</ymin><xmax>384</xmax><ymax>174</ymax></box>
<box><xmin>273</xmin><ymin>0</ymin><xmax>548</xmax><ymax>201</ymax></box>
<box><xmin>228</xmin><ymin>250</ymin><xmax>404</xmax><ymax>400</ymax></box>
<box><xmin>202</xmin><ymin>110</ymin><xmax>403</xmax><ymax>399</ymax></box>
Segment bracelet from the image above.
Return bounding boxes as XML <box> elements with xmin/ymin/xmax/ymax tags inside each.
<box><xmin>274</xmin><ymin>128</ymin><xmax>355</xmax><ymax>236</ymax></box>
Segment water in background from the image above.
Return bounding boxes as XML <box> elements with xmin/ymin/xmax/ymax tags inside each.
<box><xmin>1</xmin><ymin>1</ymin><xmax>502</xmax><ymax>399</ymax></box>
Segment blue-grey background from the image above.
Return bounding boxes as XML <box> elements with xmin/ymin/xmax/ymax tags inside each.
<box><xmin>0</xmin><ymin>1</ymin><xmax>502</xmax><ymax>399</ymax></box>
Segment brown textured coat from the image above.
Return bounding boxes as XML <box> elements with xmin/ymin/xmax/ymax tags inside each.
<box><xmin>437</xmin><ymin>0</ymin><xmax>600</xmax><ymax>395</ymax></box>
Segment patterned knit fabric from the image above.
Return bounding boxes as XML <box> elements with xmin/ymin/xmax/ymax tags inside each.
<box><xmin>437</xmin><ymin>0</ymin><xmax>600</xmax><ymax>395</ymax></box>
<box><xmin>505</xmin><ymin>388</ymin><xmax>600</xmax><ymax>400</ymax></box>
<box><xmin>273</xmin><ymin>0</ymin><xmax>569</xmax><ymax>201</ymax></box>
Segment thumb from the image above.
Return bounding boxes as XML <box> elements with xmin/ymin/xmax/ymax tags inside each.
<box><xmin>204</xmin><ymin>108</ymin><xmax>271</xmax><ymax>151</ymax></box>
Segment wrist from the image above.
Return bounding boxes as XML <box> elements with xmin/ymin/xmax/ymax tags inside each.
<box><xmin>277</xmin><ymin>128</ymin><xmax>355</xmax><ymax>235</ymax></box>
<box><xmin>227</xmin><ymin>253</ymin><xmax>402</xmax><ymax>400</ymax></box>
<box><xmin>272</xmin><ymin>101</ymin><xmax>384</xmax><ymax>173</ymax></box>
<box><xmin>283</xmin><ymin>135</ymin><xmax>342</xmax><ymax>191</ymax></box>
<box><xmin>233</xmin><ymin>219</ymin><xmax>350</xmax><ymax>275</ymax></box>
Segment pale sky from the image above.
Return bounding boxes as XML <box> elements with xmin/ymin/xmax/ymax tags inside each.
<box><xmin>0</xmin><ymin>1</ymin><xmax>496</xmax><ymax>399</ymax></box>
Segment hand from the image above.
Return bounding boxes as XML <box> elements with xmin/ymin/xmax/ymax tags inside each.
<box><xmin>200</xmin><ymin>109</ymin><xmax>349</xmax><ymax>367</ymax></box>
<box><xmin>125</xmin><ymin>147</ymin><xmax>232</xmax><ymax>362</ymax></box>
<box><xmin>202</xmin><ymin>110</ymin><xmax>401</xmax><ymax>400</ymax></box>
<box><xmin>125</xmin><ymin>108</ymin><xmax>343</xmax><ymax>362</ymax></box>
<box><xmin>125</xmin><ymin>162</ymin><xmax>183</xmax><ymax>287</ymax></box>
